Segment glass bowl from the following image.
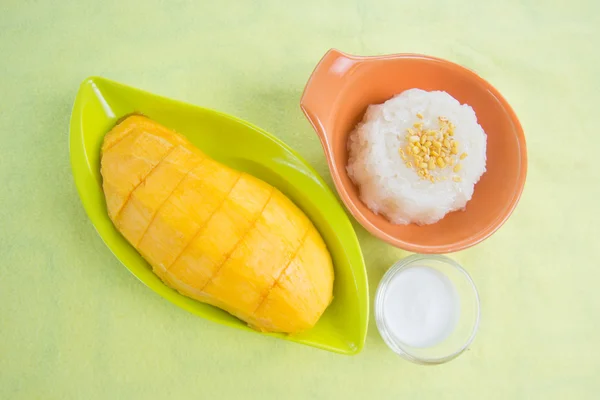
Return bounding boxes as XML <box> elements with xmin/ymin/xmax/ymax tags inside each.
<box><xmin>375</xmin><ymin>254</ymin><xmax>480</xmax><ymax>364</ymax></box>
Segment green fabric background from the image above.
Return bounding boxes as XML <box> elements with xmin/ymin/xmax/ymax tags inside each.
<box><xmin>1</xmin><ymin>0</ymin><xmax>598</xmax><ymax>398</ymax></box>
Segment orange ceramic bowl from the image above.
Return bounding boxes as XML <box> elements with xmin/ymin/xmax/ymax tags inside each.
<box><xmin>301</xmin><ymin>49</ymin><xmax>527</xmax><ymax>254</ymax></box>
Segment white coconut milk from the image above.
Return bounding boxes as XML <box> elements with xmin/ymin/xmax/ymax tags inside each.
<box><xmin>383</xmin><ymin>266</ymin><xmax>459</xmax><ymax>348</ymax></box>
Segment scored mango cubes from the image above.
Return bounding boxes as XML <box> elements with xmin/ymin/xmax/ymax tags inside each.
<box><xmin>100</xmin><ymin>115</ymin><xmax>334</xmax><ymax>333</ymax></box>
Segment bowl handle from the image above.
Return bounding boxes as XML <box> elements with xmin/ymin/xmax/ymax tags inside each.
<box><xmin>300</xmin><ymin>49</ymin><xmax>359</xmax><ymax>150</ymax></box>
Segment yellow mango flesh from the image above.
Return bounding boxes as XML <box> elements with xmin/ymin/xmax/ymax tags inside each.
<box><xmin>100</xmin><ymin>115</ymin><xmax>334</xmax><ymax>333</ymax></box>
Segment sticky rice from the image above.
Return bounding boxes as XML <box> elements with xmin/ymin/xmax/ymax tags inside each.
<box><xmin>347</xmin><ymin>89</ymin><xmax>487</xmax><ymax>225</ymax></box>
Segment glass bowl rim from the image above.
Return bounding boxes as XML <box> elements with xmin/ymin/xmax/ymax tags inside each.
<box><xmin>375</xmin><ymin>254</ymin><xmax>481</xmax><ymax>364</ymax></box>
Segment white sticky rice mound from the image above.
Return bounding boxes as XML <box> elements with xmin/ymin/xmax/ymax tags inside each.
<box><xmin>347</xmin><ymin>89</ymin><xmax>487</xmax><ymax>225</ymax></box>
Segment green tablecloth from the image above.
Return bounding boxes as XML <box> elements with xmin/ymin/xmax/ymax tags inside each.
<box><xmin>1</xmin><ymin>1</ymin><xmax>598</xmax><ymax>398</ymax></box>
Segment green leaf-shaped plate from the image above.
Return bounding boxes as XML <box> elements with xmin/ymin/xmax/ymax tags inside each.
<box><xmin>69</xmin><ymin>77</ymin><xmax>368</xmax><ymax>354</ymax></box>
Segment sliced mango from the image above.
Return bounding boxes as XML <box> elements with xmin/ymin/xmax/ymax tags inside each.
<box><xmin>101</xmin><ymin>115</ymin><xmax>334</xmax><ymax>333</ymax></box>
